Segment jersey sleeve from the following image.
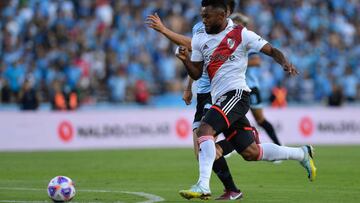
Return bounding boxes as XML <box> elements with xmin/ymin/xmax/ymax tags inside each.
<box><xmin>192</xmin><ymin>22</ymin><xmax>203</xmax><ymax>36</ymax></box>
<box><xmin>242</xmin><ymin>28</ymin><xmax>268</xmax><ymax>53</ymax></box>
<box><xmin>191</xmin><ymin>35</ymin><xmax>203</xmax><ymax>62</ymax></box>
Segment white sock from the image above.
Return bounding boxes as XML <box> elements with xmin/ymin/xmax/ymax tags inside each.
<box><xmin>259</xmin><ymin>143</ymin><xmax>304</xmax><ymax>161</ymax></box>
<box><xmin>197</xmin><ymin>136</ymin><xmax>216</xmax><ymax>189</ymax></box>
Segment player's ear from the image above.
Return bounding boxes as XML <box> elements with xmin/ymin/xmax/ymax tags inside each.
<box><xmin>221</xmin><ymin>9</ymin><xmax>227</xmax><ymax>20</ymax></box>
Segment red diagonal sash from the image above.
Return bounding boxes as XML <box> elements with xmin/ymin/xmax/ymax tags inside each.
<box><xmin>207</xmin><ymin>25</ymin><xmax>243</xmax><ymax>80</ymax></box>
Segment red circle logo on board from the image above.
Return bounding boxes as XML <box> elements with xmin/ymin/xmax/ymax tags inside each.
<box><xmin>176</xmin><ymin>118</ymin><xmax>191</xmax><ymax>139</ymax></box>
<box><xmin>299</xmin><ymin>117</ymin><xmax>314</xmax><ymax>137</ymax></box>
<box><xmin>58</xmin><ymin>121</ymin><xmax>74</xmax><ymax>142</ymax></box>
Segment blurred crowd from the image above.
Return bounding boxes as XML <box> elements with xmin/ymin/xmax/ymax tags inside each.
<box><xmin>239</xmin><ymin>0</ymin><xmax>360</xmax><ymax>106</ymax></box>
<box><xmin>0</xmin><ymin>0</ymin><xmax>359</xmax><ymax>110</ymax></box>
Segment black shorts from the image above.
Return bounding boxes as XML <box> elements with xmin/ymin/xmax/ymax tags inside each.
<box><xmin>217</xmin><ymin>126</ymin><xmax>257</xmax><ymax>155</ymax></box>
<box><xmin>203</xmin><ymin>89</ymin><xmax>254</xmax><ymax>152</ymax></box>
<box><xmin>222</xmin><ymin>122</ymin><xmax>255</xmax><ymax>153</ymax></box>
<box><xmin>249</xmin><ymin>87</ymin><xmax>263</xmax><ymax>109</ymax></box>
<box><xmin>193</xmin><ymin>92</ymin><xmax>212</xmax><ymax>130</ymax></box>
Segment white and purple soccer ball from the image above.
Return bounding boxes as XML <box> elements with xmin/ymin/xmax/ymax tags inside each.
<box><xmin>47</xmin><ymin>176</ymin><xmax>76</xmax><ymax>202</ymax></box>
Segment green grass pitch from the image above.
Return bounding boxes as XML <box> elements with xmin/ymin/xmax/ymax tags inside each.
<box><xmin>0</xmin><ymin>146</ymin><xmax>359</xmax><ymax>202</ymax></box>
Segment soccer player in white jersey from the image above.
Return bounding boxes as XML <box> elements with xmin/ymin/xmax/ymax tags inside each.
<box><xmin>146</xmin><ymin>1</ymin><xmax>244</xmax><ymax>200</ymax></box>
<box><xmin>176</xmin><ymin>0</ymin><xmax>317</xmax><ymax>200</ymax></box>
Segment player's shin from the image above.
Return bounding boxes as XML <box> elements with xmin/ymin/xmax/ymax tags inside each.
<box><xmin>258</xmin><ymin>143</ymin><xmax>304</xmax><ymax>161</ymax></box>
<box><xmin>198</xmin><ymin>136</ymin><xmax>216</xmax><ymax>189</ymax></box>
<box><xmin>193</xmin><ymin>130</ymin><xmax>200</xmax><ymax>160</ymax></box>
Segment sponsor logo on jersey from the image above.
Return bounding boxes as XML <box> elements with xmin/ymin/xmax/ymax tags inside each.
<box><xmin>204</xmin><ymin>54</ymin><xmax>236</xmax><ymax>63</ymax></box>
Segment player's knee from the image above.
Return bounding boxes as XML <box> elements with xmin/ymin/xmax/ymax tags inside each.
<box><xmin>241</xmin><ymin>143</ymin><xmax>260</xmax><ymax>161</ymax></box>
<box><xmin>255</xmin><ymin>116</ymin><xmax>265</xmax><ymax>124</ymax></box>
<box><xmin>242</xmin><ymin>152</ymin><xmax>257</xmax><ymax>161</ymax></box>
<box><xmin>253</xmin><ymin>111</ymin><xmax>265</xmax><ymax>123</ymax></box>
<box><xmin>197</xmin><ymin>122</ymin><xmax>216</xmax><ymax>137</ymax></box>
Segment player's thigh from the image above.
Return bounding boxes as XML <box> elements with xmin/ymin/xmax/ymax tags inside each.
<box><xmin>224</xmin><ymin>116</ymin><xmax>255</xmax><ymax>155</ymax></box>
<box><xmin>240</xmin><ymin>142</ymin><xmax>260</xmax><ymax>161</ymax></box>
<box><xmin>223</xmin><ymin>116</ymin><xmax>261</xmax><ymax>161</ymax></box>
<box><xmin>250</xmin><ymin>108</ymin><xmax>265</xmax><ymax>123</ymax></box>
<box><xmin>200</xmin><ymin>107</ymin><xmax>226</xmax><ymax>136</ymax></box>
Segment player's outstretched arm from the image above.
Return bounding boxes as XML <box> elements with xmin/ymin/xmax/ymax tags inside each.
<box><xmin>176</xmin><ymin>46</ymin><xmax>203</xmax><ymax>80</ymax></box>
<box><xmin>260</xmin><ymin>44</ymin><xmax>299</xmax><ymax>76</ymax></box>
<box><xmin>145</xmin><ymin>13</ymin><xmax>192</xmax><ymax>50</ymax></box>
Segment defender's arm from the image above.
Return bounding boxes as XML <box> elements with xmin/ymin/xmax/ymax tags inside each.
<box><xmin>146</xmin><ymin>13</ymin><xmax>192</xmax><ymax>50</ymax></box>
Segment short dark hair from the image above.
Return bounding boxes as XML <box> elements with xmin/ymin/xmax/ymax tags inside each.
<box><xmin>201</xmin><ymin>0</ymin><xmax>227</xmax><ymax>12</ymax></box>
<box><xmin>226</xmin><ymin>0</ymin><xmax>236</xmax><ymax>14</ymax></box>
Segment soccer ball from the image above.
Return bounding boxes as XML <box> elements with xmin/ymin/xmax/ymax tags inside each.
<box><xmin>47</xmin><ymin>176</ymin><xmax>76</xmax><ymax>202</ymax></box>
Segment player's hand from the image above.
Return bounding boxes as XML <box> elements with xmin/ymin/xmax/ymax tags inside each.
<box><xmin>182</xmin><ymin>90</ymin><xmax>192</xmax><ymax>105</ymax></box>
<box><xmin>145</xmin><ymin>13</ymin><xmax>165</xmax><ymax>33</ymax></box>
<box><xmin>175</xmin><ymin>46</ymin><xmax>189</xmax><ymax>62</ymax></box>
<box><xmin>283</xmin><ymin>63</ymin><xmax>299</xmax><ymax>76</ymax></box>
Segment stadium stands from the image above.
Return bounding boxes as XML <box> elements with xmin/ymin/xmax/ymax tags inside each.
<box><xmin>0</xmin><ymin>0</ymin><xmax>359</xmax><ymax>110</ymax></box>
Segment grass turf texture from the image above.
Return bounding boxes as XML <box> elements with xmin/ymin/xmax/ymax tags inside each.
<box><xmin>0</xmin><ymin>146</ymin><xmax>359</xmax><ymax>202</ymax></box>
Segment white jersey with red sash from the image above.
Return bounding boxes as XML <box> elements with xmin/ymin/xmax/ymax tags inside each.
<box><xmin>191</xmin><ymin>19</ymin><xmax>268</xmax><ymax>103</ymax></box>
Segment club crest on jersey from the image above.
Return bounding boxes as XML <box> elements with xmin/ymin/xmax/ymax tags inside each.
<box><xmin>216</xmin><ymin>96</ymin><xmax>227</xmax><ymax>106</ymax></box>
<box><xmin>227</xmin><ymin>38</ymin><xmax>235</xmax><ymax>49</ymax></box>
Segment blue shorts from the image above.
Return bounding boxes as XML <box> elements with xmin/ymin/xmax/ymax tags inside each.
<box><xmin>249</xmin><ymin>87</ymin><xmax>263</xmax><ymax>109</ymax></box>
<box><xmin>193</xmin><ymin>92</ymin><xmax>212</xmax><ymax>130</ymax></box>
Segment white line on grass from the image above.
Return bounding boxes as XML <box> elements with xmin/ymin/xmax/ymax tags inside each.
<box><xmin>0</xmin><ymin>187</ymin><xmax>164</xmax><ymax>203</ymax></box>
<box><xmin>80</xmin><ymin>189</ymin><xmax>164</xmax><ymax>203</ymax></box>
<box><xmin>121</xmin><ymin>191</ymin><xmax>164</xmax><ymax>203</ymax></box>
